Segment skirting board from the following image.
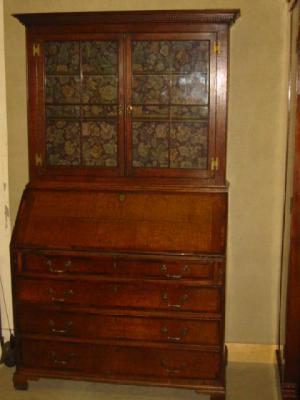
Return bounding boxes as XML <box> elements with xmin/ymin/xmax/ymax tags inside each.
<box><xmin>227</xmin><ymin>343</ymin><xmax>276</xmax><ymax>364</ymax></box>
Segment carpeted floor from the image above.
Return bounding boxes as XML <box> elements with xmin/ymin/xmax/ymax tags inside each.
<box><xmin>0</xmin><ymin>362</ymin><xmax>280</xmax><ymax>399</ymax></box>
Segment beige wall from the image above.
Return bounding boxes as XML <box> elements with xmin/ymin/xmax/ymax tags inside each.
<box><xmin>0</xmin><ymin>0</ymin><xmax>12</xmax><ymax>341</ymax></box>
<box><xmin>3</xmin><ymin>0</ymin><xmax>290</xmax><ymax>344</ymax></box>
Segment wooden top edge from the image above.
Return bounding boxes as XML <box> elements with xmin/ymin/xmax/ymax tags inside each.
<box><xmin>13</xmin><ymin>9</ymin><xmax>241</xmax><ymax>27</ymax></box>
<box><xmin>26</xmin><ymin>181</ymin><xmax>229</xmax><ymax>193</ymax></box>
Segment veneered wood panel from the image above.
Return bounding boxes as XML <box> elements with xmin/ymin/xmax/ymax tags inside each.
<box><xmin>18</xmin><ymin>306</ymin><xmax>221</xmax><ymax>346</ymax></box>
<box><xmin>13</xmin><ymin>189</ymin><xmax>227</xmax><ymax>254</ymax></box>
<box><xmin>16</xmin><ymin>278</ymin><xmax>222</xmax><ymax>313</ymax></box>
<box><xmin>22</xmin><ymin>252</ymin><xmax>223</xmax><ymax>283</ymax></box>
<box><xmin>20</xmin><ymin>339</ymin><xmax>221</xmax><ymax>381</ymax></box>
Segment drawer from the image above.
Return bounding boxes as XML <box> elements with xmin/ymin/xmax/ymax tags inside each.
<box><xmin>20</xmin><ymin>339</ymin><xmax>221</xmax><ymax>381</ymax></box>
<box><xmin>17</xmin><ymin>278</ymin><xmax>222</xmax><ymax>313</ymax></box>
<box><xmin>118</xmin><ymin>259</ymin><xmax>223</xmax><ymax>283</ymax></box>
<box><xmin>22</xmin><ymin>253</ymin><xmax>224</xmax><ymax>284</ymax></box>
<box><xmin>19</xmin><ymin>307</ymin><xmax>221</xmax><ymax>346</ymax></box>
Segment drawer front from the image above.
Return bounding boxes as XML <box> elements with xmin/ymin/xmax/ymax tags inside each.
<box><xmin>19</xmin><ymin>307</ymin><xmax>221</xmax><ymax>346</ymax></box>
<box><xmin>23</xmin><ymin>253</ymin><xmax>224</xmax><ymax>284</ymax></box>
<box><xmin>17</xmin><ymin>279</ymin><xmax>222</xmax><ymax>313</ymax></box>
<box><xmin>23</xmin><ymin>254</ymin><xmax>117</xmax><ymax>276</ymax></box>
<box><xmin>21</xmin><ymin>339</ymin><xmax>221</xmax><ymax>381</ymax></box>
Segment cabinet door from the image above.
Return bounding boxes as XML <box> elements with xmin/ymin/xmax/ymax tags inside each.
<box><xmin>126</xmin><ymin>33</ymin><xmax>218</xmax><ymax>180</ymax></box>
<box><xmin>28</xmin><ymin>33</ymin><xmax>125</xmax><ymax>179</ymax></box>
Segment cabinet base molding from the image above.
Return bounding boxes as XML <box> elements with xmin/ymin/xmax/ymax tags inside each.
<box><xmin>14</xmin><ymin>368</ymin><xmax>225</xmax><ymax>398</ymax></box>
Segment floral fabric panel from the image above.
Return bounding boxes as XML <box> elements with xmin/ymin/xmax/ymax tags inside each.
<box><xmin>82</xmin><ymin>121</ymin><xmax>117</xmax><ymax>167</ymax></box>
<box><xmin>46</xmin><ymin>105</ymin><xmax>81</xmax><ymax>119</ymax></box>
<box><xmin>171</xmin><ymin>41</ymin><xmax>208</xmax><ymax>74</ymax></box>
<box><xmin>171</xmin><ymin>73</ymin><xmax>208</xmax><ymax>105</ymax></box>
<box><xmin>132</xmin><ymin>105</ymin><xmax>169</xmax><ymax>119</ymax></box>
<box><xmin>46</xmin><ymin>76</ymin><xmax>81</xmax><ymax>104</ymax></box>
<box><xmin>132</xmin><ymin>76</ymin><xmax>169</xmax><ymax>104</ymax></box>
<box><xmin>82</xmin><ymin>76</ymin><xmax>118</xmax><ymax>104</ymax></box>
<box><xmin>45</xmin><ymin>41</ymin><xmax>80</xmax><ymax>75</ymax></box>
<box><xmin>46</xmin><ymin>120</ymin><xmax>81</xmax><ymax>166</ymax></box>
<box><xmin>82</xmin><ymin>41</ymin><xmax>118</xmax><ymax>75</ymax></box>
<box><xmin>170</xmin><ymin>122</ymin><xmax>208</xmax><ymax>169</ymax></box>
<box><xmin>132</xmin><ymin>41</ymin><xmax>170</xmax><ymax>74</ymax></box>
<box><xmin>82</xmin><ymin>105</ymin><xmax>118</xmax><ymax>118</ymax></box>
<box><xmin>132</xmin><ymin>121</ymin><xmax>169</xmax><ymax>168</ymax></box>
<box><xmin>171</xmin><ymin>105</ymin><xmax>208</xmax><ymax>120</ymax></box>
<box><xmin>44</xmin><ymin>40</ymin><xmax>119</xmax><ymax>168</ymax></box>
<box><xmin>131</xmin><ymin>40</ymin><xmax>210</xmax><ymax>169</ymax></box>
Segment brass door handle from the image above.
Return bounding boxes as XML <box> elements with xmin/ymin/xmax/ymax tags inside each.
<box><xmin>127</xmin><ymin>105</ymin><xmax>133</xmax><ymax>113</ymax></box>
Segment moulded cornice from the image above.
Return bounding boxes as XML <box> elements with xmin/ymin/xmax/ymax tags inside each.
<box><xmin>13</xmin><ymin>9</ymin><xmax>241</xmax><ymax>27</ymax></box>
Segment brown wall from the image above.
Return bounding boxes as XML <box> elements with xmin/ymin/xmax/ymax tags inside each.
<box><xmin>3</xmin><ymin>0</ymin><xmax>290</xmax><ymax>344</ymax></box>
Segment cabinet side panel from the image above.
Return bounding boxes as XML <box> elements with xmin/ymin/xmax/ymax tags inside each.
<box><xmin>280</xmin><ymin>7</ymin><xmax>300</xmax><ymax>386</ymax></box>
<box><xmin>278</xmin><ymin>6</ymin><xmax>299</xmax><ymax>371</ymax></box>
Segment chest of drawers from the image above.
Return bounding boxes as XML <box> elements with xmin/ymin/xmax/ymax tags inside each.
<box><xmin>11</xmin><ymin>188</ymin><xmax>227</xmax><ymax>399</ymax></box>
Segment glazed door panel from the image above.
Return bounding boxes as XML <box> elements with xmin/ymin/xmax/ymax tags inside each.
<box><xmin>126</xmin><ymin>33</ymin><xmax>217</xmax><ymax>179</ymax></box>
<box><xmin>28</xmin><ymin>33</ymin><xmax>125</xmax><ymax>178</ymax></box>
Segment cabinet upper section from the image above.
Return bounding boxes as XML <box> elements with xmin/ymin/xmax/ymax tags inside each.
<box><xmin>15</xmin><ymin>10</ymin><xmax>239</xmax><ymax>187</ymax></box>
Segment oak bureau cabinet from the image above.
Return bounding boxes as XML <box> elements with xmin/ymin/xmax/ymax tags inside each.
<box><xmin>11</xmin><ymin>10</ymin><xmax>239</xmax><ymax>400</ymax></box>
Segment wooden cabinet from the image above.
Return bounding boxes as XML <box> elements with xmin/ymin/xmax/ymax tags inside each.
<box><xmin>11</xmin><ymin>10</ymin><xmax>239</xmax><ymax>400</ymax></box>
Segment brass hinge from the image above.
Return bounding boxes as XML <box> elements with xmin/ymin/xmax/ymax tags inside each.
<box><xmin>211</xmin><ymin>157</ymin><xmax>219</xmax><ymax>171</ymax></box>
<box><xmin>32</xmin><ymin>43</ymin><xmax>40</xmax><ymax>57</ymax></box>
<box><xmin>35</xmin><ymin>153</ymin><xmax>43</xmax><ymax>167</ymax></box>
<box><xmin>214</xmin><ymin>41</ymin><xmax>221</xmax><ymax>54</ymax></box>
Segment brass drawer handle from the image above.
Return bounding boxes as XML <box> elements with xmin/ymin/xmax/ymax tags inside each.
<box><xmin>49</xmin><ymin>320</ymin><xmax>73</xmax><ymax>335</ymax></box>
<box><xmin>45</xmin><ymin>258</ymin><xmax>72</xmax><ymax>274</ymax></box>
<box><xmin>48</xmin><ymin>288</ymin><xmax>74</xmax><ymax>303</ymax></box>
<box><xmin>161</xmin><ymin>292</ymin><xmax>189</xmax><ymax>309</ymax></box>
<box><xmin>165</xmin><ymin>274</ymin><xmax>182</xmax><ymax>280</ymax></box>
<box><xmin>50</xmin><ymin>351</ymin><xmax>75</xmax><ymax>366</ymax></box>
<box><xmin>161</xmin><ymin>360</ymin><xmax>186</xmax><ymax>375</ymax></box>
<box><xmin>160</xmin><ymin>326</ymin><xmax>188</xmax><ymax>342</ymax></box>
<box><xmin>160</xmin><ymin>264</ymin><xmax>186</xmax><ymax>279</ymax></box>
